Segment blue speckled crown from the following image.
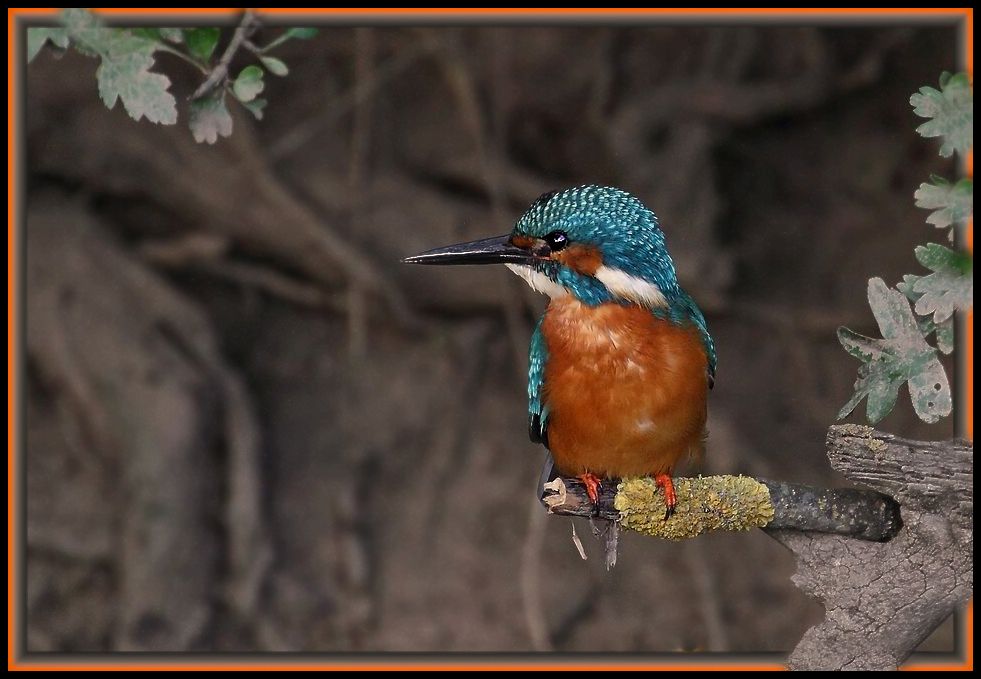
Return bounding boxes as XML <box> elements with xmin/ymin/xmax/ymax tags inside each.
<box><xmin>513</xmin><ymin>185</ymin><xmax>679</xmax><ymax>299</ymax></box>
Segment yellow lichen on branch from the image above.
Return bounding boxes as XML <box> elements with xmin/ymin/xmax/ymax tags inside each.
<box><xmin>614</xmin><ymin>475</ymin><xmax>775</xmax><ymax>540</ymax></box>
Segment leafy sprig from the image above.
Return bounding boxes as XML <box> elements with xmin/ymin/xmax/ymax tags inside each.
<box><xmin>838</xmin><ymin>279</ymin><xmax>951</xmax><ymax>424</ymax></box>
<box><xmin>838</xmin><ymin>72</ymin><xmax>972</xmax><ymax>425</ymax></box>
<box><xmin>27</xmin><ymin>8</ymin><xmax>317</xmax><ymax>144</ymax></box>
<box><xmin>910</xmin><ymin>71</ymin><xmax>973</xmax><ymax>158</ymax></box>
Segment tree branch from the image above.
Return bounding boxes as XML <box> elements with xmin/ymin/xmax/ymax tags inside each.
<box><xmin>538</xmin><ymin>425</ymin><xmax>972</xmax><ymax>669</ymax></box>
<box><xmin>774</xmin><ymin>425</ymin><xmax>973</xmax><ymax>671</ymax></box>
<box><xmin>190</xmin><ymin>11</ymin><xmax>259</xmax><ymax>101</ymax></box>
<box><xmin>539</xmin><ymin>458</ymin><xmax>902</xmax><ymax>542</ymax></box>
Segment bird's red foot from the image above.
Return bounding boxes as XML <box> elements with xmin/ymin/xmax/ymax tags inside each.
<box><xmin>577</xmin><ymin>472</ymin><xmax>602</xmax><ymax>504</ymax></box>
<box><xmin>654</xmin><ymin>473</ymin><xmax>677</xmax><ymax>520</ymax></box>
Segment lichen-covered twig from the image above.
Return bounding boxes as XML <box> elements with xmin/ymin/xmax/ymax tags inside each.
<box><xmin>615</xmin><ymin>475</ymin><xmax>775</xmax><ymax>540</ymax></box>
<box><xmin>539</xmin><ymin>458</ymin><xmax>902</xmax><ymax>542</ymax></box>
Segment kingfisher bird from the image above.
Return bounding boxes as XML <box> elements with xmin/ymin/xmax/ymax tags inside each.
<box><xmin>404</xmin><ymin>186</ymin><xmax>715</xmax><ymax>515</ymax></box>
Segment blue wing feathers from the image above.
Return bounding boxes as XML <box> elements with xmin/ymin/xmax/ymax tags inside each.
<box><xmin>528</xmin><ymin>317</ymin><xmax>550</xmax><ymax>446</ymax></box>
<box><xmin>672</xmin><ymin>290</ymin><xmax>716</xmax><ymax>385</ymax></box>
<box><xmin>651</xmin><ymin>293</ymin><xmax>716</xmax><ymax>386</ymax></box>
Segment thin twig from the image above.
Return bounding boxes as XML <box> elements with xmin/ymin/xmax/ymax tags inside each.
<box><xmin>190</xmin><ymin>10</ymin><xmax>259</xmax><ymax>101</ymax></box>
<box><xmin>156</xmin><ymin>43</ymin><xmax>209</xmax><ymax>75</ymax></box>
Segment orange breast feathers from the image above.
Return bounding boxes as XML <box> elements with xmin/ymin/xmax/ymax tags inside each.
<box><xmin>541</xmin><ymin>298</ymin><xmax>709</xmax><ymax>479</ymax></box>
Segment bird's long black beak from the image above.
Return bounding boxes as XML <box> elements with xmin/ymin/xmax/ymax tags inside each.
<box><xmin>402</xmin><ymin>234</ymin><xmax>533</xmax><ymax>266</ymax></box>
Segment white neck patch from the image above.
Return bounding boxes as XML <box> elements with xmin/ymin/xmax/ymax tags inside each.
<box><xmin>594</xmin><ymin>266</ymin><xmax>668</xmax><ymax>308</ymax></box>
<box><xmin>505</xmin><ymin>264</ymin><xmax>568</xmax><ymax>299</ymax></box>
<box><xmin>506</xmin><ymin>263</ymin><xmax>668</xmax><ymax>308</ymax></box>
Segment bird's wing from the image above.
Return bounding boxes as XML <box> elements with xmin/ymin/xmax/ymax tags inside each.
<box><xmin>703</xmin><ymin>328</ymin><xmax>717</xmax><ymax>388</ymax></box>
<box><xmin>528</xmin><ymin>316</ymin><xmax>550</xmax><ymax>447</ymax></box>
<box><xmin>699</xmin><ymin>316</ymin><xmax>717</xmax><ymax>388</ymax></box>
<box><xmin>668</xmin><ymin>290</ymin><xmax>717</xmax><ymax>388</ymax></box>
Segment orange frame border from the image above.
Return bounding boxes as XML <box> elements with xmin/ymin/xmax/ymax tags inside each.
<box><xmin>7</xmin><ymin>6</ymin><xmax>973</xmax><ymax>672</ymax></box>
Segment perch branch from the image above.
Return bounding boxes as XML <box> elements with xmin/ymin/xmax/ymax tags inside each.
<box><xmin>539</xmin><ymin>425</ymin><xmax>972</xmax><ymax>670</ymax></box>
<box><xmin>539</xmin><ymin>459</ymin><xmax>902</xmax><ymax>542</ymax></box>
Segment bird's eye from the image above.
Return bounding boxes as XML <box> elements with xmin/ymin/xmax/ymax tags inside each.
<box><xmin>544</xmin><ymin>231</ymin><xmax>569</xmax><ymax>251</ymax></box>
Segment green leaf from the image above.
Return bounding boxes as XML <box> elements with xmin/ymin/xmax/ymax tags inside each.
<box><xmin>27</xmin><ymin>27</ymin><xmax>69</xmax><ymax>62</ymax></box>
<box><xmin>259</xmin><ymin>55</ymin><xmax>289</xmax><ymax>76</ymax></box>
<box><xmin>232</xmin><ymin>65</ymin><xmax>264</xmax><ymax>102</ymax></box>
<box><xmin>241</xmin><ymin>97</ymin><xmax>267</xmax><ymax>120</ymax></box>
<box><xmin>838</xmin><ymin>278</ymin><xmax>951</xmax><ymax>424</ymax></box>
<box><xmin>189</xmin><ymin>92</ymin><xmax>233</xmax><ymax>144</ymax></box>
<box><xmin>910</xmin><ymin>71</ymin><xmax>973</xmax><ymax>157</ymax></box>
<box><xmin>131</xmin><ymin>27</ymin><xmax>182</xmax><ymax>43</ymax></box>
<box><xmin>915</xmin><ymin>177</ymin><xmax>973</xmax><ymax>238</ymax></box>
<box><xmin>910</xmin><ymin>244</ymin><xmax>973</xmax><ymax>323</ymax></box>
<box><xmin>257</xmin><ymin>27</ymin><xmax>318</xmax><ymax>53</ymax></box>
<box><xmin>285</xmin><ymin>27</ymin><xmax>318</xmax><ymax>40</ymax></box>
<box><xmin>898</xmin><ymin>274</ymin><xmax>954</xmax><ymax>355</ymax></box>
<box><xmin>131</xmin><ymin>27</ymin><xmax>162</xmax><ymax>41</ymax></box>
<box><xmin>185</xmin><ymin>27</ymin><xmax>220</xmax><ymax>62</ymax></box>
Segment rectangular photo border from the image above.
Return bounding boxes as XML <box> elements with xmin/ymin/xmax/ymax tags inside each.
<box><xmin>7</xmin><ymin>6</ymin><xmax>974</xmax><ymax>672</ymax></box>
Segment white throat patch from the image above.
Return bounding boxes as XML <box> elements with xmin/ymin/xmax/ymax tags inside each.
<box><xmin>594</xmin><ymin>266</ymin><xmax>668</xmax><ymax>308</ymax></box>
<box><xmin>505</xmin><ymin>264</ymin><xmax>568</xmax><ymax>299</ymax></box>
<box><xmin>506</xmin><ymin>263</ymin><xmax>668</xmax><ymax>308</ymax></box>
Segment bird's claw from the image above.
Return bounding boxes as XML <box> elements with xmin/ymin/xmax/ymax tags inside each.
<box><xmin>654</xmin><ymin>473</ymin><xmax>677</xmax><ymax>521</ymax></box>
<box><xmin>577</xmin><ymin>472</ymin><xmax>602</xmax><ymax>505</ymax></box>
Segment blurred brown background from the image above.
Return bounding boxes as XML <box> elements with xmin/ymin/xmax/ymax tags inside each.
<box><xmin>24</xmin><ymin>21</ymin><xmax>961</xmax><ymax>653</ymax></box>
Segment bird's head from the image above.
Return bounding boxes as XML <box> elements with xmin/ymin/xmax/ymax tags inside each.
<box><xmin>404</xmin><ymin>185</ymin><xmax>679</xmax><ymax>309</ymax></box>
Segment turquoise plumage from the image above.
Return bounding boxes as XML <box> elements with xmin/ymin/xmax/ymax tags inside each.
<box><xmin>404</xmin><ymin>185</ymin><xmax>716</xmax><ymax>512</ymax></box>
<box><xmin>528</xmin><ymin>317</ymin><xmax>549</xmax><ymax>445</ymax></box>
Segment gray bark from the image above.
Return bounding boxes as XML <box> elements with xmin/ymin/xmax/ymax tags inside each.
<box><xmin>769</xmin><ymin>425</ymin><xmax>973</xmax><ymax>671</ymax></box>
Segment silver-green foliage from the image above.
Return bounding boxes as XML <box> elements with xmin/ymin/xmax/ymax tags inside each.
<box><xmin>27</xmin><ymin>8</ymin><xmax>317</xmax><ymax>143</ymax></box>
<box><xmin>914</xmin><ymin>177</ymin><xmax>973</xmax><ymax>240</ymax></box>
<box><xmin>58</xmin><ymin>7</ymin><xmax>177</xmax><ymax>124</ymax></box>
<box><xmin>906</xmin><ymin>244</ymin><xmax>973</xmax><ymax>324</ymax></box>
<box><xmin>838</xmin><ymin>72</ymin><xmax>973</xmax><ymax>425</ymax></box>
<box><xmin>26</xmin><ymin>27</ymin><xmax>69</xmax><ymax>62</ymax></box>
<box><xmin>189</xmin><ymin>92</ymin><xmax>233</xmax><ymax>145</ymax></box>
<box><xmin>910</xmin><ymin>72</ymin><xmax>973</xmax><ymax>158</ymax></box>
<box><xmin>838</xmin><ymin>279</ymin><xmax>951</xmax><ymax>424</ymax></box>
